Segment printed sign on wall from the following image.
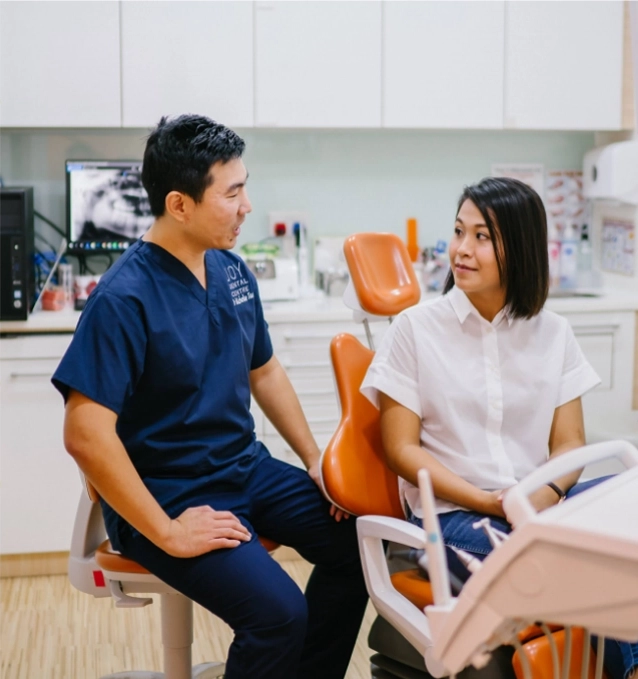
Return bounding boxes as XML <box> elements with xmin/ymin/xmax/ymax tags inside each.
<box><xmin>601</xmin><ymin>218</ymin><xmax>635</xmax><ymax>276</ymax></box>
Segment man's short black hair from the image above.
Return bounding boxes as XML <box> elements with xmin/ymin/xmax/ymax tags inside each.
<box><xmin>142</xmin><ymin>114</ymin><xmax>246</xmax><ymax>217</ymax></box>
<box><xmin>444</xmin><ymin>176</ymin><xmax>549</xmax><ymax>319</ymax></box>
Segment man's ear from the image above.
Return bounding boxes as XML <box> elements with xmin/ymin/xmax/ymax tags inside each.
<box><xmin>164</xmin><ymin>191</ymin><xmax>191</xmax><ymax>222</ymax></box>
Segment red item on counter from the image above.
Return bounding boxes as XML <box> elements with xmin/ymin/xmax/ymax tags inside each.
<box><xmin>41</xmin><ymin>287</ymin><xmax>66</xmax><ymax>311</ymax></box>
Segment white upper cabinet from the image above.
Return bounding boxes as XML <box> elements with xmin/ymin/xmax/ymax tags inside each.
<box><xmin>255</xmin><ymin>1</ymin><xmax>382</xmax><ymax>128</ymax></box>
<box><xmin>121</xmin><ymin>2</ymin><xmax>253</xmax><ymax>128</ymax></box>
<box><xmin>0</xmin><ymin>1</ymin><xmax>121</xmax><ymax>127</ymax></box>
<box><xmin>383</xmin><ymin>1</ymin><xmax>505</xmax><ymax>129</ymax></box>
<box><xmin>504</xmin><ymin>1</ymin><xmax>624</xmax><ymax>130</ymax></box>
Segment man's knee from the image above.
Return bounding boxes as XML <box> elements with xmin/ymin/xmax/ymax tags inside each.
<box><xmin>249</xmin><ymin>582</ymin><xmax>308</xmax><ymax>640</ymax></box>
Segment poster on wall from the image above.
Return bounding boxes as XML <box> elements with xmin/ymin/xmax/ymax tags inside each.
<box><xmin>601</xmin><ymin>218</ymin><xmax>635</xmax><ymax>276</ymax></box>
<box><xmin>544</xmin><ymin>170</ymin><xmax>585</xmax><ymax>235</ymax></box>
<box><xmin>491</xmin><ymin>163</ymin><xmax>545</xmax><ymax>202</ymax></box>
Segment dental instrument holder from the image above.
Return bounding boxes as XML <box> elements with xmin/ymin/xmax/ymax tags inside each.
<box><xmin>419</xmin><ymin>439</ymin><xmax>638</xmax><ymax>677</ymax></box>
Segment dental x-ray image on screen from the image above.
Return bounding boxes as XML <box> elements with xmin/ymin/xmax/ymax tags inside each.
<box><xmin>66</xmin><ymin>160</ymin><xmax>154</xmax><ymax>251</ymax></box>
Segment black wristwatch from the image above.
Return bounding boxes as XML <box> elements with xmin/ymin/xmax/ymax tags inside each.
<box><xmin>546</xmin><ymin>481</ymin><xmax>567</xmax><ymax>503</ymax></box>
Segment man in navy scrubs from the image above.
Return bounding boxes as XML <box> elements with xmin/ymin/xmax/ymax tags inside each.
<box><xmin>53</xmin><ymin>114</ymin><xmax>368</xmax><ymax>679</ymax></box>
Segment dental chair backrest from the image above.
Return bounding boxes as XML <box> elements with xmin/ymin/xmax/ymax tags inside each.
<box><xmin>321</xmin><ymin>232</ymin><xmax>421</xmax><ymax>517</ymax></box>
<box><xmin>341</xmin><ymin>232</ymin><xmax>421</xmax><ymax>350</ymax></box>
<box><xmin>342</xmin><ymin>232</ymin><xmax>421</xmax><ymax>317</ymax></box>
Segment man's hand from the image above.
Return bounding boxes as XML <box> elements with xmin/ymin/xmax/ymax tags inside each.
<box><xmin>162</xmin><ymin>506</ymin><xmax>251</xmax><ymax>558</ymax></box>
<box><xmin>307</xmin><ymin>462</ymin><xmax>350</xmax><ymax>523</ymax></box>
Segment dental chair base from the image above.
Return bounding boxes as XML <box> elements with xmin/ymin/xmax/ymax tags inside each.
<box><xmin>368</xmin><ymin>616</ymin><xmax>516</xmax><ymax>679</ymax></box>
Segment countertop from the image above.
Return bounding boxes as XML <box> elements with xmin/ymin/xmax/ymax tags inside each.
<box><xmin>1</xmin><ymin>288</ymin><xmax>637</xmax><ymax>335</ymax></box>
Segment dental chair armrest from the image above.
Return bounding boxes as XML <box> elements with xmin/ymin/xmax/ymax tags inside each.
<box><xmin>357</xmin><ymin>516</ymin><xmax>449</xmax><ymax>676</ymax></box>
<box><xmin>503</xmin><ymin>440</ymin><xmax>638</xmax><ymax>528</ymax></box>
<box><xmin>357</xmin><ymin>515</ymin><xmax>425</xmax><ymax>549</ymax></box>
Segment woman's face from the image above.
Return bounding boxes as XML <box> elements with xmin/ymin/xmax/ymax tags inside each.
<box><xmin>449</xmin><ymin>199</ymin><xmax>504</xmax><ymax>304</ymax></box>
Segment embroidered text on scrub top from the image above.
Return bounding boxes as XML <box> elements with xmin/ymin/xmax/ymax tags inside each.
<box><xmin>226</xmin><ymin>261</ymin><xmax>255</xmax><ymax>307</ymax></box>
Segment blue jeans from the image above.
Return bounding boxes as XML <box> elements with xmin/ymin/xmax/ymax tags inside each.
<box><xmin>407</xmin><ymin>477</ymin><xmax>637</xmax><ymax>679</ymax></box>
<box><xmin>118</xmin><ymin>456</ymin><xmax>368</xmax><ymax>679</ymax></box>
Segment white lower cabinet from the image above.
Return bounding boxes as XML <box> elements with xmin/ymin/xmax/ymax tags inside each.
<box><xmin>259</xmin><ymin>318</ymin><xmax>386</xmax><ymax>467</ymax></box>
<box><xmin>261</xmin><ymin>308</ymin><xmax>638</xmax><ymax>469</ymax></box>
<box><xmin>0</xmin><ymin>334</ymin><xmax>80</xmax><ymax>554</ymax></box>
<box><xmin>0</xmin><ymin>304</ymin><xmax>635</xmax><ymax>554</ymax></box>
<box><xmin>563</xmin><ymin>311</ymin><xmax>637</xmax><ymax>446</ymax></box>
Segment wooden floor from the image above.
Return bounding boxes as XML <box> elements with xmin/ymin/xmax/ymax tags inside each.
<box><xmin>1</xmin><ymin>559</ymin><xmax>377</xmax><ymax>679</ymax></box>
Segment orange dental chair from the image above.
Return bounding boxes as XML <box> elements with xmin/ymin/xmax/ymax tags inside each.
<box><xmin>320</xmin><ymin>232</ymin><xmax>612</xmax><ymax>679</ymax></box>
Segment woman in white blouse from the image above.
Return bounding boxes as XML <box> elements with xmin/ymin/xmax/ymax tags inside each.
<box><xmin>361</xmin><ymin>177</ymin><xmax>636</xmax><ymax>679</ymax></box>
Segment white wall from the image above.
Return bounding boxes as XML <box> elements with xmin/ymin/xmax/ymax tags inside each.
<box><xmin>0</xmin><ymin>127</ymin><xmax>595</xmax><ymax>260</ymax></box>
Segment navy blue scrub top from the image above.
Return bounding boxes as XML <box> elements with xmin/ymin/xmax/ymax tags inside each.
<box><xmin>52</xmin><ymin>240</ymin><xmax>273</xmax><ymax>549</ymax></box>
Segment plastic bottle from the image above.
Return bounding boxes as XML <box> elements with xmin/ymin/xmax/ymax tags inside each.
<box><xmin>406</xmin><ymin>218</ymin><xmax>419</xmax><ymax>262</ymax></box>
<box><xmin>577</xmin><ymin>224</ymin><xmax>594</xmax><ymax>289</ymax></box>
<box><xmin>57</xmin><ymin>262</ymin><xmax>74</xmax><ymax>310</ymax></box>
<box><xmin>547</xmin><ymin>221</ymin><xmax>561</xmax><ymax>291</ymax></box>
<box><xmin>426</xmin><ymin>240</ymin><xmax>449</xmax><ymax>292</ymax></box>
<box><xmin>559</xmin><ymin>222</ymin><xmax>579</xmax><ymax>290</ymax></box>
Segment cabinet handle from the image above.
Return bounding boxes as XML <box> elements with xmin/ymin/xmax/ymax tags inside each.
<box><xmin>282</xmin><ymin>360</ymin><xmax>331</xmax><ymax>369</ymax></box>
<box><xmin>9</xmin><ymin>371</ymin><xmax>52</xmax><ymax>379</ymax></box>
<box><xmin>283</xmin><ymin>331</ymin><xmax>366</xmax><ymax>341</ymax></box>
<box><xmin>296</xmin><ymin>389</ymin><xmax>335</xmax><ymax>397</ymax></box>
<box><xmin>307</xmin><ymin>416</ymin><xmax>338</xmax><ymax>425</ymax></box>
<box><xmin>571</xmin><ymin>324</ymin><xmax>619</xmax><ymax>336</ymax></box>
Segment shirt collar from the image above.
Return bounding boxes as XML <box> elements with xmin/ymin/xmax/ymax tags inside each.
<box><xmin>447</xmin><ymin>285</ymin><xmax>513</xmax><ymax>327</ymax></box>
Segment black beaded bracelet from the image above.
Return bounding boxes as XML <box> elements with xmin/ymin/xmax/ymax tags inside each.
<box><xmin>546</xmin><ymin>481</ymin><xmax>567</xmax><ymax>503</ymax></box>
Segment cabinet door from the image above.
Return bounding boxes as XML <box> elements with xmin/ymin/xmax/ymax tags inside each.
<box><xmin>0</xmin><ymin>1</ymin><xmax>121</xmax><ymax>127</ymax></box>
<box><xmin>0</xmin><ymin>355</ymin><xmax>82</xmax><ymax>553</ymax></box>
<box><xmin>255</xmin><ymin>1</ymin><xmax>382</xmax><ymax>127</ymax></box>
<box><xmin>383</xmin><ymin>1</ymin><xmax>504</xmax><ymax>129</ymax></box>
<box><xmin>121</xmin><ymin>2</ymin><xmax>253</xmax><ymax>128</ymax></box>
<box><xmin>504</xmin><ymin>1</ymin><xmax>624</xmax><ymax>130</ymax></box>
<box><xmin>565</xmin><ymin>311</ymin><xmax>638</xmax><ymax>447</ymax></box>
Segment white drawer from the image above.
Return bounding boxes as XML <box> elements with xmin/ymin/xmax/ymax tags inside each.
<box><xmin>0</xmin><ymin>333</ymin><xmax>73</xmax><ymax>360</ymax></box>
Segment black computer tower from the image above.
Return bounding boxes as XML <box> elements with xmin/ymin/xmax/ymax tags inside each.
<box><xmin>0</xmin><ymin>187</ymin><xmax>35</xmax><ymax>321</ymax></box>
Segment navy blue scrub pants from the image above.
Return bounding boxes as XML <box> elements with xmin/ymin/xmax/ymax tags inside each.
<box><xmin>119</xmin><ymin>456</ymin><xmax>369</xmax><ymax>679</ymax></box>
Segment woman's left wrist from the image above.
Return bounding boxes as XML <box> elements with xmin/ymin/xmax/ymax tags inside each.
<box><xmin>546</xmin><ymin>481</ymin><xmax>567</xmax><ymax>503</ymax></box>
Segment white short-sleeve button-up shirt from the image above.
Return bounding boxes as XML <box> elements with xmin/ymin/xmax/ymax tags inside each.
<box><xmin>360</xmin><ymin>286</ymin><xmax>601</xmax><ymax>518</ymax></box>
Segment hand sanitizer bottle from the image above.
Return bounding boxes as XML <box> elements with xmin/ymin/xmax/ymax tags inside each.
<box><xmin>559</xmin><ymin>222</ymin><xmax>579</xmax><ymax>290</ymax></box>
<box><xmin>547</xmin><ymin>221</ymin><xmax>561</xmax><ymax>291</ymax></box>
<box><xmin>577</xmin><ymin>224</ymin><xmax>594</xmax><ymax>289</ymax></box>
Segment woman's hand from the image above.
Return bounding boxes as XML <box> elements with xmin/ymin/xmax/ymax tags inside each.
<box><xmin>307</xmin><ymin>461</ymin><xmax>350</xmax><ymax>522</ymax></box>
<box><xmin>481</xmin><ymin>489</ymin><xmax>508</xmax><ymax>518</ymax></box>
<box><xmin>162</xmin><ymin>505</ymin><xmax>251</xmax><ymax>558</ymax></box>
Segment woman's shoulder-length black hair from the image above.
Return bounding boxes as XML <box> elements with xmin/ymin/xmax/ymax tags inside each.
<box><xmin>443</xmin><ymin>176</ymin><xmax>549</xmax><ymax>319</ymax></box>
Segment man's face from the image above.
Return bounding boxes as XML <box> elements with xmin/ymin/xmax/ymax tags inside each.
<box><xmin>188</xmin><ymin>158</ymin><xmax>252</xmax><ymax>250</ymax></box>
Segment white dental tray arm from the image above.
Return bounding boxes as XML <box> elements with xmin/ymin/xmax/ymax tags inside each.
<box><xmin>503</xmin><ymin>439</ymin><xmax>638</xmax><ymax>528</ymax></box>
<box><xmin>428</xmin><ymin>440</ymin><xmax>638</xmax><ymax>675</ymax></box>
<box><xmin>357</xmin><ymin>441</ymin><xmax>638</xmax><ymax>678</ymax></box>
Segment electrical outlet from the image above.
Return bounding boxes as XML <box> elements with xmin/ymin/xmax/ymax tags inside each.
<box><xmin>268</xmin><ymin>211</ymin><xmax>309</xmax><ymax>238</ymax></box>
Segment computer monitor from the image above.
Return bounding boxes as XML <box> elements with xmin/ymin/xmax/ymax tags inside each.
<box><xmin>65</xmin><ymin>160</ymin><xmax>154</xmax><ymax>254</ymax></box>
